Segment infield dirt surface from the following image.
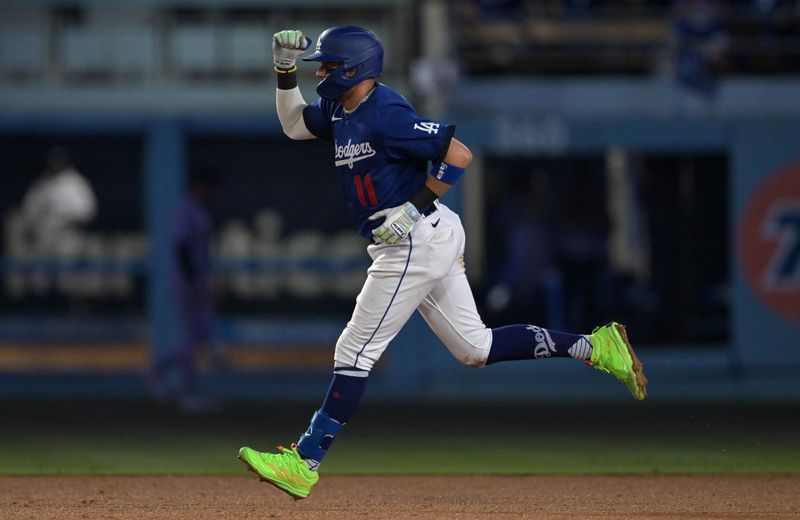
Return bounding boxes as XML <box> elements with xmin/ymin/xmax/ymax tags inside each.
<box><xmin>2</xmin><ymin>474</ymin><xmax>798</xmax><ymax>519</ymax></box>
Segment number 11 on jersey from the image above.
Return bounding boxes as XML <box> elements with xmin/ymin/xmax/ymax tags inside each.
<box><xmin>354</xmin><ymin>173</ymin><xmax>378</xmax><ymax>207</ymax></box>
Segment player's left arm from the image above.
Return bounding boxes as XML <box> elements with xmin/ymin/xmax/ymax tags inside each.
<box><xmin>416</xmin><ymin>137</ymin><xmax>472</xmax><ymax>203</ymax></box>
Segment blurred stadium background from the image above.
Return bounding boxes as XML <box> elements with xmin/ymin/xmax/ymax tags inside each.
<box><xmin>1</xmin><ymin>0</ymin><xmax>800</xmax><ymax>481</ymax></box>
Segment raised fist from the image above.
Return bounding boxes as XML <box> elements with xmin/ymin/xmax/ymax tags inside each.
<box><xmin>273</xmin><ymin>29</ymin><xmax>311</xmax><ymax>69</ymax></box>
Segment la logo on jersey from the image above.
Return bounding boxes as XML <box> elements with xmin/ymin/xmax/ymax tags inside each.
<box><xmin>738</xmin><ymin>160</ymin><xmax>800</xmax><ymax>324</ymax></box>
<box><xmin>414</xmin><ymin>121</ymin><xmax>440</xmax><ymax>135</ymax></box>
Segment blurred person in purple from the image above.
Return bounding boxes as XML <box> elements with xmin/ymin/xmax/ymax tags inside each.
<box><xmin>485</xmin><ymin>170</ymin><xmax>559</xmax><ymax>327</ymax></box>
<box><xmin>670</xmin><ymin>0</ymin><xmax>730</xmax><ymax>95</ymax></box>
<box><xmin>148</xmin><ymin>168</ymin><xmax>219</xmax><ymax>412</ymax></box>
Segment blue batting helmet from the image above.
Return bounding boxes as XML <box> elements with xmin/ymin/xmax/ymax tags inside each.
<box><xmin>302</xmin><ymin>25</ymin><xmax>383</xmax><ymax>100</ymax></box>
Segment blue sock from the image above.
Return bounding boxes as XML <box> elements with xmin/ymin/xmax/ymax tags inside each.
<box><xmin>296</xmin><ymin>372</ymin><xmax>367</xmax><ymax>470</ymax></box>
<box><xmin>486</xmin><ymin>324</ymin><xmax>593</xmax><ymax>365</ymax></box>
<box><xmin>321</xmin><ymin>372</ymin><xmax>368</xmax><ymax>424</ymax></box>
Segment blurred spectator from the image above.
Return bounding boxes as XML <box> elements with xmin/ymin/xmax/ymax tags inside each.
<box><xmin>485</xmin><ymin>171</ymin><xmax>562</xmax><ymax>327</ymax></box>
<box><xmin>410</xmin><ymin>55</ymin><xmax>460</xmax><ymax>116</ymax></box>
<box><xmin>669</xmin><ymin>0</ymin><xmax>730</xmax><ymax>95</ymax></box>
<box><xmin>553</xmin><ymin>166</ymin><xmax>610</xmax><ymax>332</ymax></box>
<box><xmin>753</xmin><ymin>0</ymin><xmax>800</xmax><ymax>69</ymax></box>
<box><xmin>20</xmin><ymin>146</ymin><xmax>97</xmax><ymax>294</ymax></box>
<box><xmin>148</xmin><ymin>168</ymin><xmax>221</xmax><ymax>413</ymax></box>
<box><xmin>753</xmin><ymin>0</ymin><xmax>799</xmax><ymax>37</ymax></box>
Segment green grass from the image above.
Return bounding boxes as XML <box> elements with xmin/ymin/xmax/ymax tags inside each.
<box><xmin>2</xmin><ymin>401</ymin><xmax>799</xmax><ymax>475</ymax></box>
<box><xmin>3</xmin><ymin>427</ymin><xmax>799</xmax><ymax>475</ymax></box>
<box><xmin>328</xmin><ymin>436</ymin><xmax>800</xmax><ymax>475</ymax></box>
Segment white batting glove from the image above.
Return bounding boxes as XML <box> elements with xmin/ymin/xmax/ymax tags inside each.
<box><xmin>273</xmin><ymin>29</ymin><xmax>311</xmax><ymax>69</ymax></box>
<box><xmin>369</xmin><ymin>202</ymin><xmax>421</xmax><ymax>245</ymax></box>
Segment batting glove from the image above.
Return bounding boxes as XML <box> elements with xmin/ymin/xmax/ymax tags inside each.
<box><xmin>273</xmin><ymin>29</ymin><xmax>311</xmax><ymax>69</ymax></box>
<box><xmin>369</xmin><ymin>202</ymin><xmax>421</xmax><ymax>245</ymax></box>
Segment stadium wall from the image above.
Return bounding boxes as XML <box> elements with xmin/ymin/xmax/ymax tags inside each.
<box><xmin>0</xmin><ymin>78</ymin><xmax>798</xmax><ymax>403</ymax></box>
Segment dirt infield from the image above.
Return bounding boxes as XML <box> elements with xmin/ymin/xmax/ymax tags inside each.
<box><xmin>2</xmin><ymin>475</ymin><xmax>799</xmax><ymax>519</ymax></box>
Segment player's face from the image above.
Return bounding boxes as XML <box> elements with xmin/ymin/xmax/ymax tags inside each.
<box><xmin>316</xmin><ymin>61</ymin><xmax>343</xmax><ymax>79</ymax></box>
<box><xmin>315</xmin><ymin>61</ymin><xmax>358</xmax><ymax>80</ymax></box>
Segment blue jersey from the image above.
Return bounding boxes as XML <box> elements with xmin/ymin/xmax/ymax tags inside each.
<box><xmin>303</xmin><ymin>84</ymin><xmax>454</xmax><ymax>238</ymax></box>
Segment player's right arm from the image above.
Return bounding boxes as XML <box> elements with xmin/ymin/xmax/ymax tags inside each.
<box><xmin>423</xmin><ymin>137</ymin><xmax>472</xmax><ymax>198</ymax></box>
<box><xmin>370</xmin><ymin>108</ymin><xmax>474</xmax><ymax>245</ymax></box>
<box><xmin>273</xmin><ymin>30</ymin><xmax>325</xmax><ymax>140</ymax></box>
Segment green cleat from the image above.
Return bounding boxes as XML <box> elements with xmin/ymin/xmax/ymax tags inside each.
<box><xmin>588</xmin><ymin>322</ymin><xmax>648</xmax><ymax>400</ymax></box>
<box><xmin>238</xmin><ymin>444</ymin><xmax>319</xmax><ymax>499</ymax></box>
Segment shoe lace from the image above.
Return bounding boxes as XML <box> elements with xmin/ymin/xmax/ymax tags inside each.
<box><xmin>276</xmin><ymin>443</ymin><xmax>299</xmax><ymax>455</ymax></box>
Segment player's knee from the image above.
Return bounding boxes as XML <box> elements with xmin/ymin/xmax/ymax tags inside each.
<box><xmin>437</xmin><ymin>326</ymin><xmax>491</xmax><ymax>368</ymax></box>
<box><xmin>447</xmin><ymin>336</ymin><xmax>490</xmax><ymax>368</ymax></box>
<box><xmin>459</xmin><ymin>348</ymin><xmax>489</xmax><ymax>368</ymax></box>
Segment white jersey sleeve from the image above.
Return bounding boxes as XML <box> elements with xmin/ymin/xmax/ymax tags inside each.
<box><xmin>276</xmin><ymin>86</ymin><xmax>316</xmax><ymax>140</ymax></box>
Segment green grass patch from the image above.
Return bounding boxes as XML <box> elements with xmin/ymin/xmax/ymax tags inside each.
<box><xmin>4</xmin><ymin>431</ymin><xmax>798</xmax><ymax>475</ymax></box>
<box><xmin>313</xmin><ymin>434</ymin><xmax>800</xmax><ymax>475</ymax></box>
<box><xmin>4</xmin><ymin>401</ymin><xmax>799</xmax><ymax>476</ymax></box>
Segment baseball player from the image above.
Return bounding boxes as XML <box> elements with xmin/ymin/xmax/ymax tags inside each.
<box><xmin>239</xmin><ymin>26</ymin><xmax>648</xmax><ymax>499</ymax></box>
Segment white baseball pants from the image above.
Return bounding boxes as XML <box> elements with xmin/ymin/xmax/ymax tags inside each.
<box><xmin>334</xmin><ymin>202</ymin><xmax>493</xmax><ymax>374</ymax></box>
